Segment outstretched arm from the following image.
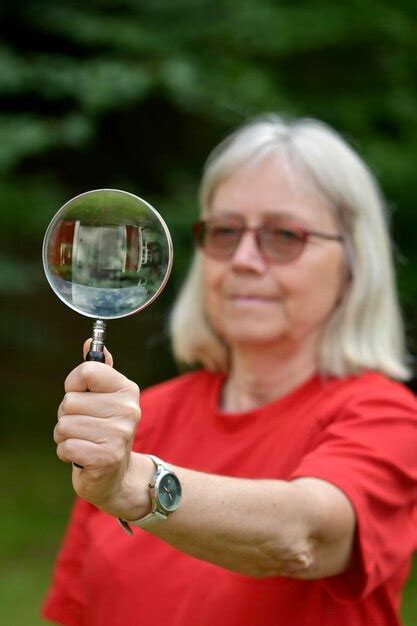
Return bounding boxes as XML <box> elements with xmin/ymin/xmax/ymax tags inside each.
<box><xmin>127</xmin><ymin>453</ymin><xmax>355</xmax><ymax>579</ymax></box>
<box><xmin>54</xmin><ymin>353</ymin><xmax>355</xmax><ymax>580</ymax></box>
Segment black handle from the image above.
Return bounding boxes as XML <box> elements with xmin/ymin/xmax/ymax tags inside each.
<box><xmin>86</xmin><ymin>350</ymin><xmax>106</xmax><ymax>363</ymax></box>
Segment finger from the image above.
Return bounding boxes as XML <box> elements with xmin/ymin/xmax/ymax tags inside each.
<box><xmin>56</xmin><ymin>437</ymin><xmax>126</xmax><ymax>471</ymax></box>
<box><xmin>83</xmin><ymin>339</ymin><xmax>113</xmax><ymax>367</ymax></box>
<box><xmin>58</xmin><ymin>390</ymin><xmax>139</xmax><ymax>421</ymax></box>
<box><xmin>54</xmin><ymin>414</ymin><xmax>133</xmax><ymax>446</ymax></box>
<box><xmin>65</xmin><ymin>361</ymin><xmax>139</xmax><ymax>394</ymax></box>
<box><xmin>56</xmin><ymin>438</ymin><xmax>112</xmax><ymax>467</ymax></box>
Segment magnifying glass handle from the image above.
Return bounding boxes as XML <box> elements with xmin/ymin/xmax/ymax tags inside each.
<box><xmin>87</xmin><ymin>319</ymin><xmax>107</xmax><ymax>361</ymax></box>
<box><xmin>86</xmin><ymin>350</ymin><xmax>105</xmax><ymax>363</ymax></box>
<box><xmin>86</xmin><ymin>318</ymin><xmax>106</xmax><ymax>362</ymax></box>
<box><xmin>73</xmin><ymin>320</ymin><xmax>107</xmax><ymax>469</ymax></box>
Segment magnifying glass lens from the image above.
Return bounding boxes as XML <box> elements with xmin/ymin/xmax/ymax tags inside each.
<box><xmin>43</xmin><ymin>190</ymin><xmax>173</xmax><ymax>319</ymax></box>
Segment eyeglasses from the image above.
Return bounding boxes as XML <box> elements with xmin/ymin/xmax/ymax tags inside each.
<box><xmin>192</xmin><ymin>216</ymin><xmax>343</xmax><ymax>263</ymax></box>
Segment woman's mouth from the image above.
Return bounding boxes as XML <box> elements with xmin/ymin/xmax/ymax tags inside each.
<box><xmin>229</xmin><ymin>295</ymin><xmax>278</xmax><ymax>305</ymax></box>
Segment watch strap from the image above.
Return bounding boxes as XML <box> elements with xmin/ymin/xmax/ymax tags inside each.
<box><xmin>118</xmin><ymin>510</ymin><xmax>167</xmax><ymax>534</ymax></box>
<box><xmin>127</xmin><ymin>509</ymin><xmax>168</xmax><ymax>528</ymax></box>
<box><xmin>118</xmin><ymin>455</ymin><xmax>174</xmax><ymax>534</ymax></box>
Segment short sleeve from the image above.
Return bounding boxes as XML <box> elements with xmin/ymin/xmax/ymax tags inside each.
<box><xmin>42</xmin><ymin>497</ymin><xmax>99</xmax><ymax>626</ymax></box>
<box><xmin>290</xmin><ymin>383</ymin><xmax>417</xmax><ymax>601</ymax></box>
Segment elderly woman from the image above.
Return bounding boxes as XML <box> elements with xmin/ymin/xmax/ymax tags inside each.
<box><xmin>42</xmin><ymin>116</ymin><xmax>416</xmax><ymax>626</ymax></box>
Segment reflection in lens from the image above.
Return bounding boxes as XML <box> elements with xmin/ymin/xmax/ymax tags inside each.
<box><xmin>43</xmin><ymin>190</ymin><xmax>172</xmax><ymax>319</ymax></box>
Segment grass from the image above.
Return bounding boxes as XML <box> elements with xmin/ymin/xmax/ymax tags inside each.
<box><xmin>402</xmin><ymin>559</ymin><xmax>417</xmax><ymax>625</ymax></box>
<box><xmin>0</xmin><ymin>439</ymin><xmax>415</xmax><ymax>625</ymax></box>
<box><xmin>0</xmin><ymin>439</ymin><xmax>74</xmax><ymax>625</ymax></box>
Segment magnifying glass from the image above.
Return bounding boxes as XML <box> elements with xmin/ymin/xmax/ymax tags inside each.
<box><xmin>43</xmin><ymin>188</ymin><xmax>173</xmax><ymax>466</ymax></box>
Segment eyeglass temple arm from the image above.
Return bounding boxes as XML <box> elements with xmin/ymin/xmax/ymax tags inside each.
<box><xmin>308</xmin><ymin>230</ymin><xmax>343</xmax><ymax>241</ymax></box>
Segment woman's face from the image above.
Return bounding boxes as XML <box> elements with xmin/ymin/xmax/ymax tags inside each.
<box><xmin>202</xmin><ymin>155</ymin><xmax>349</xmax><ymax>351</ymax></box>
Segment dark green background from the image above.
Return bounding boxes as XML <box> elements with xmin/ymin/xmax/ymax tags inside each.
<box><xmin>0</xmin><ymin>1</ymin><xmax>415</xmax><ymax>623</ymax></box>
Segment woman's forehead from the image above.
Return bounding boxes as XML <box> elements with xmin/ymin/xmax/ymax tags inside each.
<box><xmin>209</xmin><ymin>156</ymin><xmax>337</xmax><ymax>228</ymax></box>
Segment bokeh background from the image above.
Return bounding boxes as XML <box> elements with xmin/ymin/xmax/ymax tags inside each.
<box><xmin>0</xmin><ymin>1</ymin><xmax>416</xmax><ymax>623</ymax></box>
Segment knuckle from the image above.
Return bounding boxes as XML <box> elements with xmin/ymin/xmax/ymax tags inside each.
<box><xmin>126</xmin><ymin>380</ymin><xmax>140</xmax><ymax>400</ymax></box>
<box><xmin>124</xmin><ymin>399</ymin><xmax>141</xmax><ymax>422</ymax></box>
<box><xmin>116</xmin><ymin>388</ymin><xmax>140</xmax><ymax>422</ymax></box>
<box><xmin>81</xmin><ymin>361</ymin><xmax>98</xmax><ymax>380</ymax></box>
<box><xmin>56</xmin><ymin>441</ymin><xmax>71</xmax><ymax>462</ymax></box>
<box><xmin>131</xmin><ymin>380</ymin><xmax>140</xmax><ymax>396</ymax></box>
<box><xmin>56</xmin><ymin>444</ymin><xmax>64</xmax><ymax>461</ymax></box>
<box><xmin>55</xmin><ymin>415</ymin><xmax>70</xmax><ymax>438</ymax></box>
<box><xmin>114</xmin><ymin>420</ymin><xmax>134</xmax><ymax>442</ymax></box>
<box><xmin>54</xmin><ymin>422</ymin><xmax>64</xmax><ymax>443</ymax></box>
<box><xmin>60</xmin><ymin>393</ymin><xmax>73</xmax><ymax>415</ymax></box>
<box><xmin>63</xmin><ymin>372</ymin><xmax>72</xmax><ymax>392</ymax></box>
<box><xmin>53</xmin><ymin>425</ymin><xmax>60</xmax><ymax>444</ymax></box>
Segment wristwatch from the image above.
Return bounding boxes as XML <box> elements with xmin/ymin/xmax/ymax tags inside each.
<box><xmin>118</xmin><ymin>455</ymin><xmax>182</xmax><ymax>534</ymax></box>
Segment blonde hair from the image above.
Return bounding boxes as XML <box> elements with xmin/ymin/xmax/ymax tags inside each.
<box><xmin>170</xmin><ymin>114</ymin><xmax>411</xmax><ymax>380</ymax></box>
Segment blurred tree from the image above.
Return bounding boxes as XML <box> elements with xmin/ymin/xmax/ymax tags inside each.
<box><xmin>0</xmin><ymin>1</ymin><xmax>415</xmax><ymax>262</ymax></box>
<box><xmin>0</xmin><ymin>0</ymin><xmax>415</xmax><ymax>430</ymax></box>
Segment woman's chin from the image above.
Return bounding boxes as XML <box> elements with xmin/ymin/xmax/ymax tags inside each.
<box><xmin>219</xmin><ymin>324</ymin><xmax>289</xmax><ymax>348</ymax></box>
<box><xmin>207</xmin><ymin>307</ymin><xmax>290</xmax><ymax>347</ymax></box>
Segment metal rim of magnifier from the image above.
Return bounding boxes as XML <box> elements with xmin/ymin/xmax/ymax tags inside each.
<box><xmin>42</xmin><ymin>188</ymin><xmax>174</xmax><ymax>320</ymax></box>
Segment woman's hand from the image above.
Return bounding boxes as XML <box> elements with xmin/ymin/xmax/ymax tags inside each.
<box><xmin>53</xmin><ymin>340</ymin><xmax>151</xmax><ymax>519</ymax></box>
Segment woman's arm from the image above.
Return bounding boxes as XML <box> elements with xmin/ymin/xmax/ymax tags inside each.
<box><xmin>126</xmin><ymin>453</ymin><xmax>356</xmax><ymax>579</ymax></box>
<box><xmin>54</xmin><ymin>359</ymin><xmax>356</xmax><ymax>581</ymax></box>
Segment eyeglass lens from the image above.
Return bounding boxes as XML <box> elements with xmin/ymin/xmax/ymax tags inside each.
<box><xmin>196</xmin><ymin>218</ymin><xmax>306</xmax><ymax>262</ymax></box>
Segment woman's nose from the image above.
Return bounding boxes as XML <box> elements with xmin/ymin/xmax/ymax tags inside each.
<box><xmin>231</xmin><ymin>230</ymin><xmax>266</xmax><ymax>273</ymax></box>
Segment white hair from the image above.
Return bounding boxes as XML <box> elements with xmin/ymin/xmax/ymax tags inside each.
<box><xmin>170</xmin><ymin>114</ymin><xmax>411</xmax><ymax>380</ymax></box>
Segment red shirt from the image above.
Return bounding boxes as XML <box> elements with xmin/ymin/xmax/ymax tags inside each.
<box><xmin>42</xmin><ymin>370</ymin><xmax>417</xmax><ymax>626</ymax></box>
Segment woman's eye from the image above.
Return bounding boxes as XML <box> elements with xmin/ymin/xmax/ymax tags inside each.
<box><xmin>271</xmin><ymin>228</ymin><xmax>301</xmax><ymax>241</ymax></box>
<box><xmin>210</xmin><ymin>226</ymin><xmax>238</xmax><ymax>238</ymax></box>
<box><xmin>280</xmin><ymin>228</ymin><xmax>298</xmax><ymax>239</ymax></box>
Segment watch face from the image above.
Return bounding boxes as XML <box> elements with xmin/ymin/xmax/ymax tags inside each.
<box><xmin>157</xmin><ymin>472</ymin><xmax>182</xmax><ymax>512</ymax></box>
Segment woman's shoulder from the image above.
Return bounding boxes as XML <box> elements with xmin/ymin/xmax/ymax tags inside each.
<box><xmin>321</xmin><ymin>370</ymin><xmax>416</xmax><ymax>418</ymax></box>
<box><xmin>335</xmin><ymin>370</ymin><xmax>415</xmax><ymax>401</ymax></box>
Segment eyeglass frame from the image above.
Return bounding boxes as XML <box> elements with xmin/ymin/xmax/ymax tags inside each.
<box><xmin>192</xmin><ymin>215</ymin><xmax>344</xmax><ymax>263</ymax></box>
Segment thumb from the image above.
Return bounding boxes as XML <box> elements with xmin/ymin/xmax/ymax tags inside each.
<box><xmin>82</xmin><ymin>338</ymin><xmax>113</xmax><ymax>367</ymax></box>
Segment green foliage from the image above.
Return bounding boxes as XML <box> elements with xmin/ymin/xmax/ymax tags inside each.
<box><xmin>0</xmin><ymin>0</ymin><xmax>415</xmax><ymax>366</ymax></box>
<box><xmin>0</xmin><ymin>0</ymin><xmax>415</xmax><ymax>372</ymax></box>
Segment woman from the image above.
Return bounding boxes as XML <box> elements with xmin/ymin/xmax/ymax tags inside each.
<box><xmin>42</xmin><ymin>115</ymin><xmax>416</xmax><ymax>626</ymax></box>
